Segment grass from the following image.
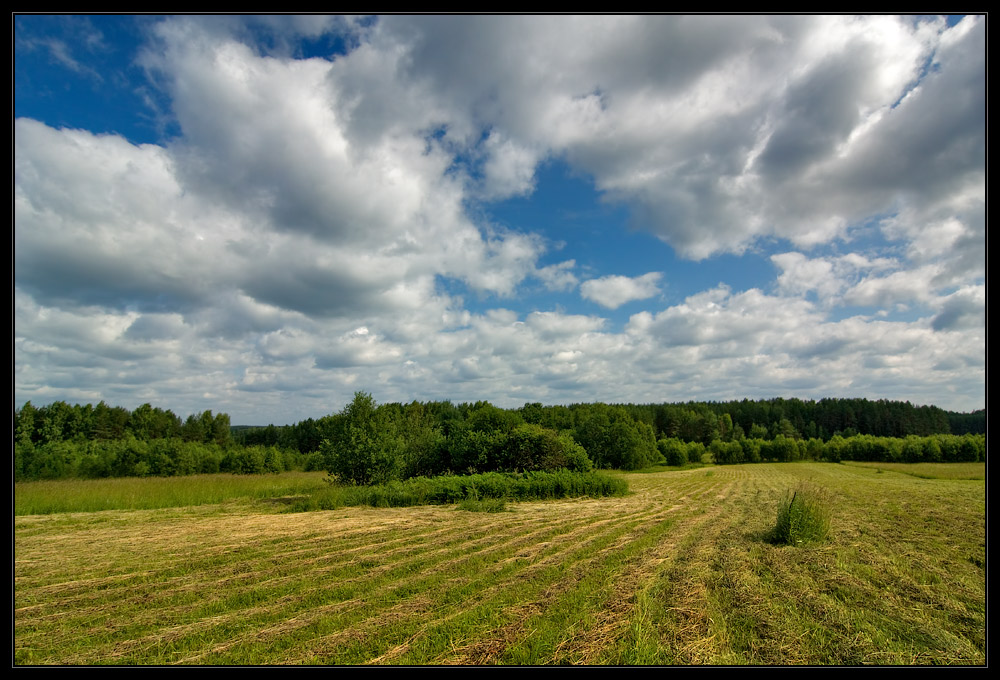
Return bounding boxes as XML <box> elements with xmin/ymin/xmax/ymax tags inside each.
<box><xmin>14</xmin><ymin>463</ymin><xmax>985</xmax><ymax>665</ymax></box>
<box><xmin>842</xmin><ymin>461</ymin><xmax>985</xmax><ymax>480</ymax></box>
<box><xmin>14</xmin><ymin>472</ymin><xmax>328</xmax><ymax>515</ymax></box>
<box><xmin>458</xmin><ymin>497</ymin><xmax>508</xmax><ymax>512</ymax></box>
<box><xmin>630</xmin><ymin>462</ymin><xmax>711</xmax><ymax>474</ymax></box>
<box><xmin>769</xmin><ymin>485</ymin><xmax>831</xmax><ymax>546</ymax></box>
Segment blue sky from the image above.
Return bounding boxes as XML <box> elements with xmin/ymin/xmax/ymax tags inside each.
<box><xmin>14</xmin><ymin>15</ymin><xmax>985</xmax><ymax>423</ymax></box>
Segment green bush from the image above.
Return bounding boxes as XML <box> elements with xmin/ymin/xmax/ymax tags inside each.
<box><xmin>769</xmin><ymin>485</ymin><xmax>831</xmax><ymax>546</ymax></box>
<box><xmin>657</xmin><ymin>438</ymin><xmax>687</xmax><ymax>466</ymax></box>
<box><xmin>291</xmin><ymin>470</ymin><xmax>628</xmax><ymax>511</ymax></box>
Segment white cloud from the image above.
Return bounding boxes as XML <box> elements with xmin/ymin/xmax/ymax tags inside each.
<box><xmin>535</xmin><ymin>260</ymin><xmax>579</xmax><ymax>292</ymax></box>
<box><xmin>526</xmin><ymin>311</ymin><xmax>605</xmax><ymax>339</ymax></box>
<box><xmin>931</xmin><ymin>285</ymin><xmax>985</xmax><ymax>332</ymax></box>
<box><xmin>477</xmin><ymin>131</ymin><xmax>542</xmax><ymax>200</ymax></box>
<box><xmin>14</xmin><ymin>15</ymin><xmax>984</xmax><ymax>420</ymax></box>
<box><xmin>771</xmin><ymin>251</ymin><xmax>899</xmax><ymax>301</ymax></box>
<box><xmin>581</xmin><ymin>272</ymin><xmax>662</xmax><ymax>309</ymax></box>
<box><xmin>364</xmin><ymin>15</ymin><xmax>983</xmax><ymax>263</ymax></box>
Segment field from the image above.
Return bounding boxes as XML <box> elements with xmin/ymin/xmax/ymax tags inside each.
<box><xmin>14</xmin><ymin>462</ymin><xmax>985</xmax><ymax>665</ymax></box>
<box><xmin>841</xmin><ymin>461</ymin><xmax>985</xmax><ymax>480</ymax></box>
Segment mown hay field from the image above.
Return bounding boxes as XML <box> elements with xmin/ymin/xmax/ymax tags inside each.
<box><xmin>14</xmin><ymin>462</ymin><xmax>985</xmax><ymax>665</ymax></box>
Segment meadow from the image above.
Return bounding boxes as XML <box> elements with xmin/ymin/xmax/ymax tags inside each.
<box><xmin>14</xmin><ymin>471</ymin><xmax>329</xmax><ymax>515</ymax></box>
<box><xmin>841</xmin><ymin>461</ymin><xmax>985</xmax><ymax>480</ymax></box>
<box><xmin>14</xmin><ymin>462</ymin><xmax>985</xmax><ymax>665</ymax></box>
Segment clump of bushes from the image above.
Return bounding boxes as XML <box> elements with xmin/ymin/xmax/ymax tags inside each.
<box><xmin>290</xmin><ymin>469</ymin><xmax>629</xmax><ymax>512</ymax></box>
<box><xmin>769</xmin><ymin>485</ymin><xmax>830</xmax><ymax>546</ymax></box>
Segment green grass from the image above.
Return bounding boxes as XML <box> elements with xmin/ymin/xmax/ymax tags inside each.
<box><xmin>842</xmin><ymin>461</ymin><xmax>985</xmax><ymax>480</ymax></box>
<box><xmin>14</xmin><ymin>471</ymin><xmax>328</xmax><ymax>515</ymax></box>
<box><xmin>14</xmin><ymin>463</ymin><xmax>985</xmax><ymax>665</ymax></box>
<box><xmin>769</xmin><ymin>485</ymin><xmax>831</xmax><ymax>546</ymax></box>
<box><xmin>632</xmin><ymin>462</ymin><xmax>711</xmax><ymax>474</ymax></box>
<box><xmin>458</xmin><ymin>497</ymin><xmax>508</xmax><ymax>513</ymax></box>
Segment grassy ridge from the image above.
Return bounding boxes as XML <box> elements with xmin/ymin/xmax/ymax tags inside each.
<box><xmin>14</xmin><ymin>463</ymin><xmax>985</xmax><ymax>665</ymax></box>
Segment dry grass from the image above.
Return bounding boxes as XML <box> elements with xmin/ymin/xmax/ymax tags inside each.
<box><xmin>14</xmin><ymin>463</ymin><xmax>985</xmax><ymax>665</ymax></box>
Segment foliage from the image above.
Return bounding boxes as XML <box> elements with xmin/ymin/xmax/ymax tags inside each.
<box><xmin>458</xmin><ymin>496</ymin><xmax>508</xmax><ymax>512</ymax></box>
<box><xmin>573</xmin><ymin>404</ymin><xmax>659</xmax><ymax>470</ymax></box>
<box><xmin>12</xmin><ymin>396</ymin><xmax>986</xmax><ymax>483</ymax></box>
<box><xmin>292</xmin><ymin>470</ymin><xmax>628</xmax><ymax>511</ymax></box>
<box><xmin>321</xmin><ymin>392</ymin><xmax>403</xmax><ymax>486</ymax></box>
<box><xmin>685</xmin><ymin>441</ymin><xmax>706</xmax><ymax>464</ymax></box>
<box><xmin>658</xmin><ymin>438</ymin><xmax>688</xmax><ymax>466</ymax></box>
<box><xmin>709</xmin><ymin>439</ymin><xmax>743</xmax><ymax>464</ymax></box>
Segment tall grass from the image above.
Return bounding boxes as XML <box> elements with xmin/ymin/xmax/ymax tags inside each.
<box><xmin>769</xmin><ymin>485</ymin><xmax>831</xmax><ymax>546</ymax></box>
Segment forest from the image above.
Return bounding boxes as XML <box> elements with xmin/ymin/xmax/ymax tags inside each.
<box><xmin>13</xmin><ymin>394</ymin><xmax>985</xmax><ymax>483</ymax></box>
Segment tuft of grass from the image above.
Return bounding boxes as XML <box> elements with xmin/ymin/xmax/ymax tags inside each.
<box><xmin>769</xmin><ymin>485</ymin><xmax>830</xmax><ymax>546</ymax></box>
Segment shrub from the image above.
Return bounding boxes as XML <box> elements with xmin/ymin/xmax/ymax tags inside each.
<box><xmin>227</xmin><ymin>446</ymin><xmax>265</xmax><ymax>474</ymax></box>
<box><xmin>769</xmin><ymin>485</ymin><xmax>830</xmax><ymax>546</ymax></box>
<box><xmin>710</xmin><ymin>439</ymin><xmax>743</xmax><ymax>465</ymax></box>
<box><xmin>291</xmin><ymin>470</ymin><xmax>628</xmax><ymax>511</ymax></box>
<box><xmin>685</xmin><ymin>441</ymin><xmax>706</xmax><ymax>464</ymax></box>
<box><xmin>657</xmin><ymin>438</ymin><xmax>687</xmax><ymax>466</ymax></box>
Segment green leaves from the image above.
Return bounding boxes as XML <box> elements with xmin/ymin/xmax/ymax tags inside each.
<box><xmin>321</xmin><ymin>392</ymin><xmax>404</xmax><ymax>486</ymax></box>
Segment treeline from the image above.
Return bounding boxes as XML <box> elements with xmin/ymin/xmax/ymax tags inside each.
<box><xmin>19</xmin><ymin>396</ymin><xmax>978</xmax><ymax>452</ymax></box>
<box><xmin>636</xmin><ymin>397</ymin><xmax>964</xmax><ymax>441</ymax></box>
<box><xmin>13</xmin><ymin>437</ymin><xmax>312</xmax><ymax>481</ymax></box>
<box><xmin>12</xmin><ymin>401</ymin><xmax>321</xmax><ymax>481</ymax></box>
<box><xmin>12</xmin><ymin>394</ymin><xmax>663</xmax><ymax>483</ymax></box>
<box><xmin>13</xmin><ymin>395</ymin><xmax>985</xmax><ymax>482</ymax></box>
<box><xmin>695</xmin><ymin>433</ymin><xmax>985</xmax><ymax>465</ymax></box>
<box><xmin>234</xmin><ymin>397</ymin><xmax>664</xmax><ymax>481</ymax></box>
<box><xmin>15</xmin><ymin>401</ymin><xmax>233</xmax><ymax>447</ymax></box>
<box><xmin>236</xmin><ymin>396</ymin><xmax>982</xmax><ymax>452</ymax></box>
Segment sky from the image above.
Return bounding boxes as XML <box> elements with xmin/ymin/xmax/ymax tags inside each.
<box><xmin>14</xmin><ymin>15</ymin><xmax>985</xmax><ymax>424</ymax></box>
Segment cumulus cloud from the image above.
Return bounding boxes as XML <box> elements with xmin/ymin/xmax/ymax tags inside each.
<box><xmin>772</xmin><ymin>251</ymin><xmax>898</xmax><ymax>301</ymax></box>
<box><xmin>534</xmin><ymin>260</ymin><xmax>579</xmax><ymax>292</ymax></box>
<box><xmin>931</xmin><ymin>286</ymin><xmax>985</xmax><ymax>332</ymax></box>
<box><xmin>14</xmin><ymin>15</ymin><xmax>984</xmax><ymax>420</ymax></box>
<box><xmin>580</xmin><ymin>272</ymin><xmax>662</xmax><ymax>309</ymax></box>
